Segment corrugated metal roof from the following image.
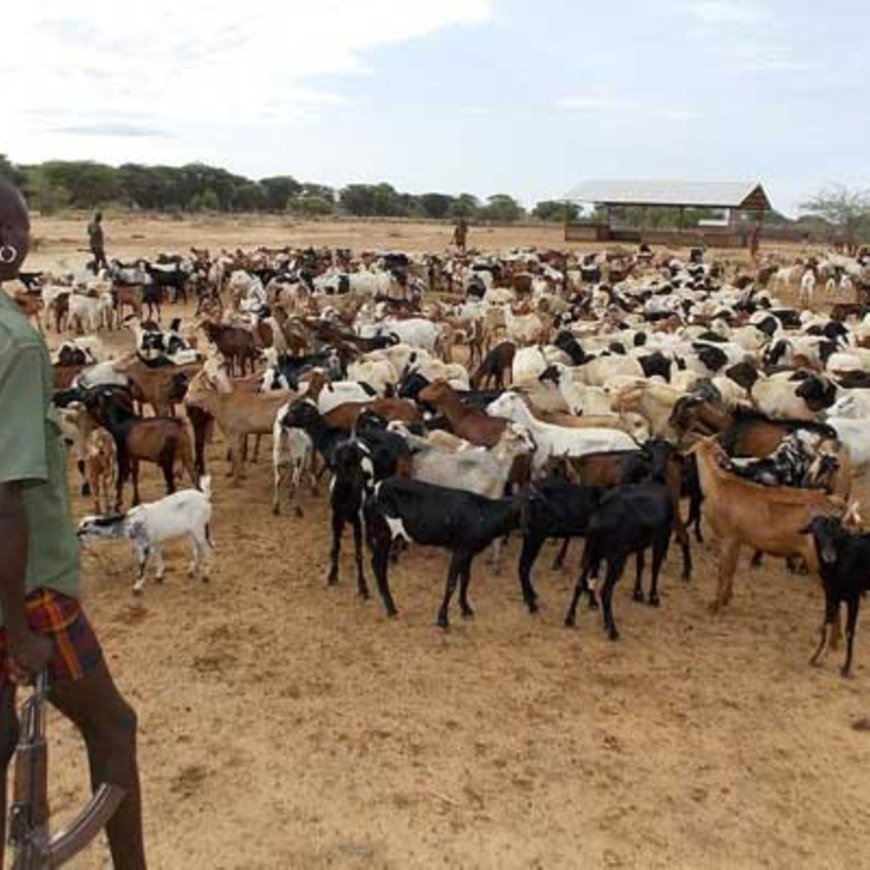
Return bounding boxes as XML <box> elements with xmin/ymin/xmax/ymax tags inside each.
<box><xmin>564</xmin><ymin>179</ymin><xmax>770</xmax><ymax>209</ymax></box>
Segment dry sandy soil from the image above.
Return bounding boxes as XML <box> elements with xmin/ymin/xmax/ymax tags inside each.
<box><xmin>12</xmin><ymin>216</ymin><xmax>870</xmax><ymax>869</ymax></box>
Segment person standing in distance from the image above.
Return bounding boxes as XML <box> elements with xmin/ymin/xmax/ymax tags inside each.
<box><xmin>87</xmin><ymin>210</ymin><xmax>108</xmax><ymax>271</ymax></box>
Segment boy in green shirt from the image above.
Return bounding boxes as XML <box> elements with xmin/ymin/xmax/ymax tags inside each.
<box><xmin>0</xmin><ymin>179</ymin><xmax>145</xmax><ymax>867</ymax></box>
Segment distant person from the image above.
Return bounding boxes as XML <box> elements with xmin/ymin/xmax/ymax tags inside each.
<box><xmin>749</xmin><ymin>222</ymin><xmax>761</xmax><ymax>261</ymax></box>
<box><xmin>0</xmin><ymin>179</ymin><xmax>146</xmax><ymax>868</ymax></box>
<box><xmin>87</xmin><ymin>210</ymin><xmax>108</xmax><ymax>271</ymax></box>
<box><xmin>453</xmin><ymin>218</ymin><xmax>469</xmax><ymax>254</ymax></box>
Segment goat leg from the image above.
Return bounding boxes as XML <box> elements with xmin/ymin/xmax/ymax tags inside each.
<box><xmin>841</xmin><ymin>598</ymin><xmax>860</xmax><ymax>678</ymax></box>
<box><xmin>437</xmin><ymin>553</ymin><xmax>463</xmax><ymax>629</ymax></box>
<box><xmin>517</xmin><ymin>536</ymin><xmax>544</xmax><ymax>614</ymax></box>
<box><xmin>458</xmin><ymin>555</ymin><xmax>475</xmax><ymax>618</ymax></box>
<box><xmin>327</xmin><ymin>514</ymin><xmax>343</xmax><ymax>586</ymax></box>
<box><xmin>371</xmin><ymin>535</ymin><xmax>398</xmax><ymax>617</ymax></box>
<box><xmin>552</xmin><ymin>537</ymin><xmax>570</xmax><ymax>571</ymax></box>
<box><xmin>352</xmin><ymin>516</ymin><xmax>368</xmax><ymax>599</ymax></box>
<box><xmin>632</xmin><ymin>551</ymin><xmax>645</xmax><ymax>602</ymax></box>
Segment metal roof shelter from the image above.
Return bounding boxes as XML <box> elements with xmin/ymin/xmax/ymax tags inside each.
<box><xmin>564</xmin><ymin>179</ymin><xmax>771</xmax><ymax>211</ymax></box>
<box><xmin>563</xmin><ymin>179</ymin><xmax>772</xmax><ymax>246</ymax></box>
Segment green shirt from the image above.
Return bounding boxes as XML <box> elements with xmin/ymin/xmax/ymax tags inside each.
<box><xmin>0</xmin><ymin>288</ymin><xmax>80</xmax><ymax>623</ymax></box>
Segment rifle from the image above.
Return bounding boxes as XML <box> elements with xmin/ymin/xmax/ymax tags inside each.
<box><xmin>7</xmin><ymin>672</ymin><xmax>125</xmax><ymax>869</ymax></box>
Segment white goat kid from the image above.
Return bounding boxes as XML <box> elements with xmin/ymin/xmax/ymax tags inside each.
<box><xmin>77</xmin><ymin>479</ymin><xmax>213</xmax><ymax>594</ymax></box>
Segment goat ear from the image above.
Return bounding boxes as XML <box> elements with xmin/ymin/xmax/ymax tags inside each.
<box><xmin>843</xmin><ymin>500</ymin><xmax>863</xmax><ymax>529</ymax></box>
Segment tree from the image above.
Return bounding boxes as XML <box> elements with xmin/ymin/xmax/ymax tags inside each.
<box><xmin>231</xmin><ymin>182</ymin><xmax>267</xmax><ymax>211</ymax></box>
<box><xmin>419</xmin><ymin>193</ymin><xmax>454</xmax><ymax>219</ymax></box>
<box><xmin>801</xmin><ymin>185</ymin><xmax>870</xmax><ymax>251</ymax></box>
<box><xmin>289</xmin><ymin>194</ymin><xmax>335</xmax><ymax>216</ymax></box>
<box><xmin>188</xmin><ymin>189</ymin><xmax>220</xmax><ymax>212</ymax></box>
<box><xmin>449</xmin><ymin>193</ymin><xmax>480</xmax><ymax>219</ymax></box>
<box><xmin>260</xmin><ymin>176</ymin><xmax>301</xmax><ymax>212</ymax></box>
<box><xmin>0</xmin><ymin>154</ymin><xmax>25</xmax><ymax>188</ymax></box>
<box><xmin>533</xmin><ymin>200</ymin><xmax>577</xmax><ymax>222</ymax></box>
<box><xmin>480</xmin><ymin>194</ymin><xmax>524</xmax><ymax>222</ymax></box>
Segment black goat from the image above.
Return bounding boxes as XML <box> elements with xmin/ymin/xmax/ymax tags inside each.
<box><xmin>327</xmin><ymin>441</ymin><xmax>372</xmax><ymax>596</ymax></box>
<box><xmin>517</xmin><ymin>480</ymin><xmax>603</xmax><ymax>613</ymax></box>
<box><xmin>803</xmin><ymin>514</ymin><xmax>870</xmax><ymax>676</ymax></box>
<box><xmin>365</xmin><ymin>479</ymin><xmax>520</xmax><ymax>628</ymax></box>
<box><xmin>565</xmin><ymin>483</ymin><xmax>677</xmax><ymax>639</ymax></box>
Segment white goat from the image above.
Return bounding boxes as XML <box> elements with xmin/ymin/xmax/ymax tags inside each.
<box><xmin>272</xmin><ymin>403</ymin><xmax>316</xmax><ymax>516</ymax></box>
<box><xmin>77</xmin><ymin>479</ymin><xmax>213</xmax><ymax>594</ymax></box>
<box><xmin>486</xmin><ymin>392</ymin><xmax>636</xmax><ymax>472</ymax></box>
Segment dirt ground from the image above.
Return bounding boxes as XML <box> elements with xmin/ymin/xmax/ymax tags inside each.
<box><xmin>13</xmin><ymin>217</ymin><xmax>870</xmax><ymax>869</ymax></box>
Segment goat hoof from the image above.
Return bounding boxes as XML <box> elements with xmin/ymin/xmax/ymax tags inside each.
<box><xmin>326</xmin><ymin>574</ymin><xmax>338</xmax><ymax>587</ymax></box>
<box><xmin>809</xmin><ymin>655</ymin><xmax>823</xmax><ymax>667</ymax></box>
<box><xmin>294</xmin><ymin>506</ymin><xmax>304</xmax><ymax>519</ymax></box>
<box><xmin>608</xmin><ymin>630</ymin><xmax>620</xmax><ymax>641</ymax></box>
<box><xmin>155</xmin><ymin>575</ymin><xmax>165</xmax><ymax>584</ymax></box>
<box><xmin>386</xmin><ymin>606</ymin><xmax>398</xmax><ymax>618</ymax></box>
<box><xmin>840</xmin><ymin>665</ymin><xmax>853</xmax><ymax>678</ymax></box>
<box><xmin>461</xmin><ymin>607</ymin><xmax>475</xmax><ymax>619</ymax></box>
<box><xmin>526</xmin><ymin>600</ymin><xmax>539</xmax><ymax>615</ymax></box>
<box><xmin>132</xmin><ymin>587</ymin><xmax>143</xmax><ymax>596</ymax></box>
<box><xmin>633</xmin><ymin>589</ymin><xmax>645</xmax><ymax>603</ymax></box>
<box><xmin>271</xmin><ymin>505</ymin><xmax>280</xmax><ymax>516</ymax></box>
<box><xmin>564</xmin><ymin>614</ymin><xmax>576</xmax><ymax>628</ymax></box>
<box><xmin>648</xmin><ymin>594</ymin><xmax>660</xmax><ymax>608</ymax></box>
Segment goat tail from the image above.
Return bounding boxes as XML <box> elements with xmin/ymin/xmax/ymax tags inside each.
<box><xmin>199</xmin><ymin>474</ymin><xmax>213</xmax><ymax>500</ymax></box>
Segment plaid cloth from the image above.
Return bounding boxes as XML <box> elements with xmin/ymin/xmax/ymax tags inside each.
<box><xmin>0</xmin><ymin>589</ymin><xmax>102</xmax><ymax>686</ymax></box>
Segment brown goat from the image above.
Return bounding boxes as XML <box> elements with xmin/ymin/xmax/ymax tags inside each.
<box><xmin>690</xmin><ymin>437</ymin><xmax>843</xmax><ymax>613</ymax></box>
<box><xmin>84</xmin><ymin>427</ymin><xmax>118</xmax><ymax>514</ymax></box>
<box><xmin>470</xmin><ymin>341</ymin><xmax>515</xmax><ymax>389</ymax></box>
<box><xmin>199</xmin><ymin>321</ymin><xmax>259</xmax><ymax>376</ymax></box>
<box><xmin>113</xmin><ymin>353</ymin><xmax>202</xmax><ymax>416</ymax></box>
<box><xmin>321</xmin><ymin>398</ymin><xmax>421</xmax><ymax>431</ymax></box>
<box><xmin>85</xmin><ymin>387</ymin><xmax>197</xmax><ymax>507</ymax></box>
<box><xmin>417</xmin><ymin>380</ymin><xmax>508</xmax><ymax>447</ymax></box>
<box><xmin>184</xmin><ymin>370</ymin><xmax>296</xmax><ymax>484</ymax></box>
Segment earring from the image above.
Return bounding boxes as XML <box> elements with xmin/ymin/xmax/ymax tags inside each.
<box><xmin>0</xmin><ymin>244</ymin><xmax>17</xmax><ymax>264</ymax></box>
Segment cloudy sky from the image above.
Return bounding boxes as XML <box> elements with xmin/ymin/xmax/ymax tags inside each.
<box><xmin>3</xmin><ymin>0</ymin><xmax>867</xmax><ymax>214</ymax></box>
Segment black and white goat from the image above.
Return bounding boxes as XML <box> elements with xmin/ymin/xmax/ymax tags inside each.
<box><xmin>724</xmin><ymin>430</ymin><xmax>839</xmax><ymax>491</ymax></box>
<box><xmin>77</xmin><ymin>478</ymin><xmax>213</xmax><ymax>594</ymax></box>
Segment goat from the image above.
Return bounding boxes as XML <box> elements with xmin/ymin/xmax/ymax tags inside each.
<box><xmin>803</xmin><ymin>512</ymin><xmax>869</xmax><ymax>676</ymax></box>
<box><xmin>564</xmin><ymin>483</ymin><xmax>678</xmax><ymax>639</ymax></box>
<box><xmin>77</xmin><ymin>478</ymin><xmax>213</xmax><ymax>594</ymax></box>
<box><xmin>326</xmin><ymin>440</ymin><xmax>373</xmax><ymax>596</ymax></box>
<box><xmin>365</xmin><ymin>478</ymin><xmax>520</xmax><ymax>627</ymax></box>
<box><xmin>84</xmin><ymin>427</ymin><xmax>118</xmax><ymax>514</ymax></box>
<box><xmin>184</xmin><ymin>368</ymin><xmax>295</xmax><ymax>485</ymax></box>
<box><xmin>470</xmin><ymin>341</ymin><xmax>516</xmax><ymax>389</ymax></box>
<box><xmin>517</xmin><ymin>479</ymin><xmax>603</xmax><ymax>613</ymax></box>
<box><xmin>271</xmin><ymin>402</ymin><xmax>316</xmax><ymax>517</ymax></box>
<box><xmin>84</xmin><ymin>386</ymin><xmax>197</xmax><ymax>507</ymax></box>
<box><xmin>689</xmin><ymin>438</ymin><xmax>843</xmax><ymax>613</ymax></box>
<box><xmin>199</xmin><ymin>321</ymin><xmax>258</xmax><ymax>375</ymax></box>
<box><xmin>418</xmin><ymin>380</ymin><xmax>509</xmax><ymax>447</ymax></box>
<box><xmin>486</xmin><ymin>391</ymin><xmax>637</xmax><ymax>473</ymax></box>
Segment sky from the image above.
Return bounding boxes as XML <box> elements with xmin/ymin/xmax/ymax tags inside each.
<box><xmin>3</xmin><ymin>0</ymin><xmax>868</xmax><ymax>215</ymax></box>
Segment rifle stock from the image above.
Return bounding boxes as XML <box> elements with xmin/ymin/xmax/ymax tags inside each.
<box><xmin>8</xmin><ymin>674</ymin><xmax>125</xmax><ymax>868</ymax></box>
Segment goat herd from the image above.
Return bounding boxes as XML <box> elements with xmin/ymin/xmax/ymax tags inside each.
<box><xmin>10</xmin><ymin>241</ymin><xmax>870</xmax><ymax>678</ymax></box>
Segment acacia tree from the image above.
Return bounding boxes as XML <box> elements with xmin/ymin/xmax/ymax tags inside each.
<box><xmin>801</xmin><ymin>185</ymin><xmax>870</xmax><ymax>252</ymax></box>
